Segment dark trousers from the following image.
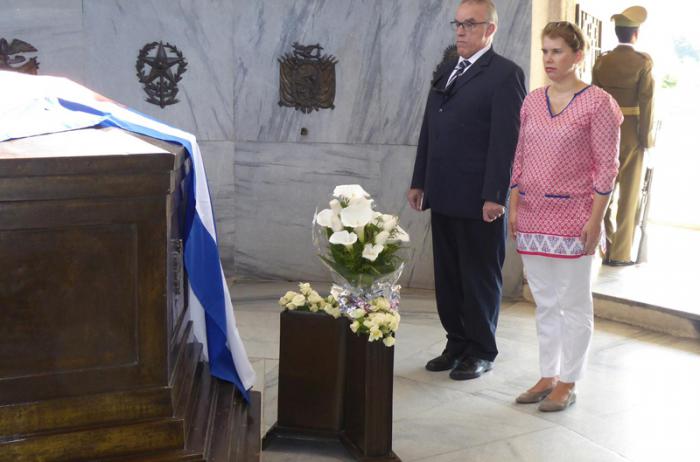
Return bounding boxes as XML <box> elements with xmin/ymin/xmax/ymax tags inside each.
<box><xmin>431</xmin><ymin>212</ymin><xmax>505</xmax><ymax>362</ymax></box>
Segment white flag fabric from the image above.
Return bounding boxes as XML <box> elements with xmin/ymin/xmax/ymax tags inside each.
<box><xmin>0</xmin><ymin>71</ymin><xmax>256</xmax><ymax>400</ymax></box>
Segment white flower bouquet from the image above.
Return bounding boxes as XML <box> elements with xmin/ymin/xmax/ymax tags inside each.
<box><xmin>278</xmin><ymin>282</ymin><xmax>342</xmax><ymax>319</ymax></box>
<box><xmin>313</xmin><ymin>185</ymin><xmax>409</xmax><ymax>289</ymax></box>
<box><xmin>311</xmin><ymin>185</ymin><xmax>409</xmax><ymax>347</ymax></box>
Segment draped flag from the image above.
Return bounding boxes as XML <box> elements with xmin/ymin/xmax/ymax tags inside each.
<box><xmin>0</xmin><ymin>71</ymin><xmax>256</xmax><ymax>401</ymax></box>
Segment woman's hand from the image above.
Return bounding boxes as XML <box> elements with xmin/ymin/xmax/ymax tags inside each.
<box><xmin>580</xmin><ymin>218</ymin><xmax>602</xmax><ymax>255</ymax></box>
<box><xmin>507</xmin><ymin>188</ymin><xmax>519</xmax><ymax>241</ymax></box>
<box><xmin>508</xmin><ymin>207</ymin><xmax>518</xmax><ymax>241</ymax></box>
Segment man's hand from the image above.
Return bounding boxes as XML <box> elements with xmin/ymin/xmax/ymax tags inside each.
<box><xmin>408</xmin><ymin>188</ymin><xmax>424</xmax><ymax>211</ymax></box>
<box><xmin>580</xmin><ymin>218</ymin><xmax>602</xmax><ymax>255</ymax></box>
<box><xmin>482</xmin><ymin>201</ymin><xmax>505</xmax><ymax>223</ymax></box>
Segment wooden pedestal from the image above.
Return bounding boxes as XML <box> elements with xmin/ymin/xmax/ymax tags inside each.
<box><xmin>341</xmin><ymin>333</ymin><xmax>400</xmax><ymax>461</ymax></box>
<box><xmin>263</xmin><ymin>311</ymin><xmax>347</xmax><ymax>443</ymax></box>
<box><xmin>264</xmin><ymin>310</ymin><xmax>399</xmax><ymax>461</ymax></box>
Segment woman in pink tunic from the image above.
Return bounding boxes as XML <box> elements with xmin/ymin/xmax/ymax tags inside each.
<box><xmin>509</xmin><ymin>22</ymin><xmax>622</xmax><ymax>412</ymax></box>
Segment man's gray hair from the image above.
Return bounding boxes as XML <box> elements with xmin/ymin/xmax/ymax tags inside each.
<box><xmin>460</xmin><ymin>0</ymin><xmax>499</xmax><ymax>25</ymax></box>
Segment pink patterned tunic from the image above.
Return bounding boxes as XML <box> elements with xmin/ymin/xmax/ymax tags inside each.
<box><xmin>510</xmin><ymin>85</ymin><xmax>623</xmax><ymax>258</ymax></box>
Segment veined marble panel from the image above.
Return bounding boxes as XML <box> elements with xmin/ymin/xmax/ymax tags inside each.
<box><xmin>232</xmin><ymin>142</ymin><xmax>433</xmax><ymax>287</ymax></box>
<box><xmin>83</xmin><ymin>0</ymin><xmax>234</xmax><ymax>141</ymax></box>
<box><xmin>199</xmin><ymin>141</ymin><xmax>236</xmax><ymax>272</ymax></box>
<box><xmin>378</xmin><ymin>0</ymin><xmax>532</xmax><ymax>146</ymax></box>
<box><xmin>232</xmin><ymin>0</ymin><xmax>382</xmax><ymax>144</ymax></box>
<box><xmin>0</xmin><ymin>0</ymin><xmax>84</xmax><ymax>81</ymax></box>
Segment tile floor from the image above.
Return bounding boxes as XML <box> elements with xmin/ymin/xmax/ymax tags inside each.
<box><xmin>232</xmin><ymin>281</ymin><xmax>700</xmax><ymax>462</ymax></box>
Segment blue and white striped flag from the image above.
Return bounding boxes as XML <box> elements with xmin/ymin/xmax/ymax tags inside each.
<box><xmin>0</xmin><ymin>71</ymin><xmax>256</xmax><ymax>400</ymax></box>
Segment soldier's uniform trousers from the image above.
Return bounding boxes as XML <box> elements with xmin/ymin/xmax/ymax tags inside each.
<box><xmin>605</xmin><ymin>115</ymin><xmax>644</xmax><ymax>262</ymax></box>
<box><xmin>522</xmin><ymin>254</ymin><xmax>595</xmax><ymax>383</ymax></box>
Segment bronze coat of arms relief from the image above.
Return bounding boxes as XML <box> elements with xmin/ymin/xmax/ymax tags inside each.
<box><xmin>278</xmin><ymin>43</ymin><xmax>338</xmax><ymax>114</ymax></box>
<box><xmin>136</xmin><ymin>41</ymin><xmax>188</xmax><ymax>108</ymax></box>
<box><xmin>0</xmin><ymin>38</ymin><xmax>39</xmax><ymax>74</ymax></box>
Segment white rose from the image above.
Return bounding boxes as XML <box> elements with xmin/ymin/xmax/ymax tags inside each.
<box><xmin>298</xmin><ymin>282</ymin><xmax>312</xmax><ymax>295</ymax></box>
<box><xmin>383</xmin><ymin>336</ymin><xmax>396</xmax><ymax>347</ymax></box>
<box><xmin>373</xmin><ymin>297</ymin><xmax>390</xmax><ymax>311</ymax></box>
<box><xmin>362</xmin><ymin>243</ymin><xmax>384</xmax><ymax>262</ymax></box>
<box><xmin>349</xmin><ymin>308</ymin><xmax>366</xmax><ymax>319</ymax></box>
<box><xmin>284</xmin><ymin>291</ymin><xmax>297</xmax><ymax>300</ymax></box>
<box><xmin>388</xmin><ymin>225</ymin><xmax>410</xmax><ymax>243</ymax></box>
<box><xmin>369</xmin><ymin>327</ymin><xmax>383</xmax><ymax>342</ymax></box>
<box><xmin>308</xmin><ymin>292</ymin><xmax>324</xmax><ymax>304</ymax></box>
<box><xmin>333</xmin><ymin>184</ymin><xmax>370</xmax><ymax>201</ymax></box>
<box><xmin>286</xmin><ymin>302</ymin><xmax>296</xmax><ymax>310</ymax></box>
<box><xmin>291</xmin><ymin>294</ymin><xmax>306</xmax><ymax>307</ymax></box>
<box><xmin>329</xmin><ymin>230</ymin><xmax>358</xmax><ymax>247</ymax></box>
<box><xmin>324</xmin><ymin>305</ymin><xmax>341</xmax><ymax>319</ymax></box>
<box><xmin>381</xmin><ymin>214</ymin><xmax>398</xmax><ymax>231</ymax></box>
<box><xmin>389</xmin><ymin>314</ymin><xmax>400</xmax><ymax>331</ymax></box>
<box><xmin>309</xmin><ymin>303</ymin><xmax>319</xmax><ymax>312</ymax></box>
<box><xmin>350</xmin><ymin>320</ymin><xmax>360</xmax><ymax>333</ymax></box>
<box><xmin>278</xmin><ymin>296</ymin><xmax>287</xmax><ymax>306</ymax></box>
<box><xmin>375</xmin><ymin>230</ymin><xmax>390</xmax><ymax>245</ymax></box>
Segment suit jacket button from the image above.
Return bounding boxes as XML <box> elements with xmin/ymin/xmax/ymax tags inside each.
<box><xmin>439</xmin><ymin>108</ymin><xmax>444</xmax><ymax>112</ymax></box>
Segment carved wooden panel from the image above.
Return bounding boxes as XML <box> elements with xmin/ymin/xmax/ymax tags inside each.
<box><xmin>576</xmin><ymin>4</ymin><xmax>603</xmax><ymax>83</ymax></box>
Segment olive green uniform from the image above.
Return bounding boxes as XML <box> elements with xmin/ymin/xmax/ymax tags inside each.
<box><xmin>592</xmin><ymin>45</ymin><xmax>654</xmax><ymax>261</ymax></box>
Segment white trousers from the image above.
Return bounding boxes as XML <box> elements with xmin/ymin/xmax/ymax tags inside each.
<box><xmin>522</xmin><ymin>255</ymin><xmax>594</xmax><ymax>383</ymax></box>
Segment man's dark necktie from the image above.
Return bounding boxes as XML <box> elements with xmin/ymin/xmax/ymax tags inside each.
<box><xmin>445</xmin><ymin>59</ymin><xmax>471</xmax><ymax>90</ymax></box>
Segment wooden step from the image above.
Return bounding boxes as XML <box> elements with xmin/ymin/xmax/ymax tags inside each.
<box><xmin>0</xmin><ymin>387</ymin><xmax>172</xmax><ymax>438</ymax></box>
<box><xmin>0</xmin><ymin>417</ymin><xmax>185</xmax><ymax>462</ymax></box>
<box><xmin>207</xmin><ymin>381</ymin><xmax>261</xmax><ymax>462</ymax></box>
<box><xmin>99</xmin><ymin>449</ymin><xmax>204</xmax><ymax>462</ymax></box>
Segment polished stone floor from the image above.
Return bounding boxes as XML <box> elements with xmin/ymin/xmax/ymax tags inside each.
<box><xmin>231</xmin><ymin>281</ymin><xmax>700</xmax><ymax>462</ymax></box>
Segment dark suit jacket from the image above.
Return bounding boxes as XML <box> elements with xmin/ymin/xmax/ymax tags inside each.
<box><xmin>410</xmin><ymin>47</ymin><xmax>526</xmax><ymax>220</ymax></box>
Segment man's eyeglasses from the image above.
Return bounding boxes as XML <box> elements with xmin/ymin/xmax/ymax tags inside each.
<box><xmin>450</xmin><ymin>20</ymin><xmax>489</xmax><ymax>31</ymax></box>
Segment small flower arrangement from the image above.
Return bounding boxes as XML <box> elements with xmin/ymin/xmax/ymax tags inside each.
<box><xmin>313</xmin><ymin>185</ymin><xmax>409</xmax><ymax>289</ymax></box>
<box><xmin>347</xmin><ymin>296</ymin><xmax>400</xmax><ymax>347</ymax></box>
<box><xmin>279</xmin><ymin>185</ymin><xmax>408</xmax><ymax>348</ymax></box>
<box><xmin>278</xmin><ymin>282</ymin><xmax>341</xmax><ymax>319</ymax></box>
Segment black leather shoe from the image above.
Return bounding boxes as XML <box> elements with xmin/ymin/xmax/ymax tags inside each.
<box><xmin>425</xmin><ymin>352</ymin><xmax>461</xmax><ymax>372</ymax></box>
<box><xmin>449</xmin><ymin>357</ymin><xmax>493</xmax><ymax>380</ymax></box>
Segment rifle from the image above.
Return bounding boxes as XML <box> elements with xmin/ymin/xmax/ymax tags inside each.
<box><xmin>635</xmin><ymin>120</ymin><xmax>662</xmax><ymax>263</ymax></box>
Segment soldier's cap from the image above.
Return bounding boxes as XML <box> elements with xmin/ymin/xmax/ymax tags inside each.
<box><xmin>611</xmin><ymin>6</ymin><xmax>647</xmax><ymax>27</ymax></box>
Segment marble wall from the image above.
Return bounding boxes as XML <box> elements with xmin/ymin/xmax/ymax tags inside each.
<box><xmin>3</xmin><ymin>0</ymin><xmax>532</xmax><ymax>294</ymax></box>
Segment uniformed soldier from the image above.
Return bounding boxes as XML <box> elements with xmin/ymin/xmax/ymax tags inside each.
<box><xmin>592</xmin><ymin>5</ymin><xmax>654</xmax><ymax>266</ymax></box>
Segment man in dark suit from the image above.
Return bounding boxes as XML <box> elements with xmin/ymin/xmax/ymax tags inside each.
<box><xmin>408</xmin><ymin>0</ymin><xmax>526</xmax><ymax>380</ymax></box>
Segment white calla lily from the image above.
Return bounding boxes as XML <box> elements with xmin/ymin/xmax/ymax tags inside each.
<box><xmin>362</xmin><ymin>243</ymin><xmax>384</xmax><ymax>262</ymax></box>
<box><xmin>315</xmin><ymin>209</ymin><xmax>335</xmax><ymax>228</ymax></box>
<box><xmin>329</xmin><ymin>199</ymin><xmax>342</xmax><ymax>214</ymax></box>
<box><xmin>316</xmin><ymin>208</ymin><xmax>344</xmax><ymax>232</ymax></box>
<box><xmin>329</xmin><ymin>230</ymin><xmax>358</xmax><ymax>247</ymax></box>
<box><xmin>341</xmin><ymin>202</ymin><xmax>374</xmax><ymax>228</ymax></box>
<box><xmin>333</xmin><ymin>184</ymin><xmax>370</xmax><ymax>200</ymax></box>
